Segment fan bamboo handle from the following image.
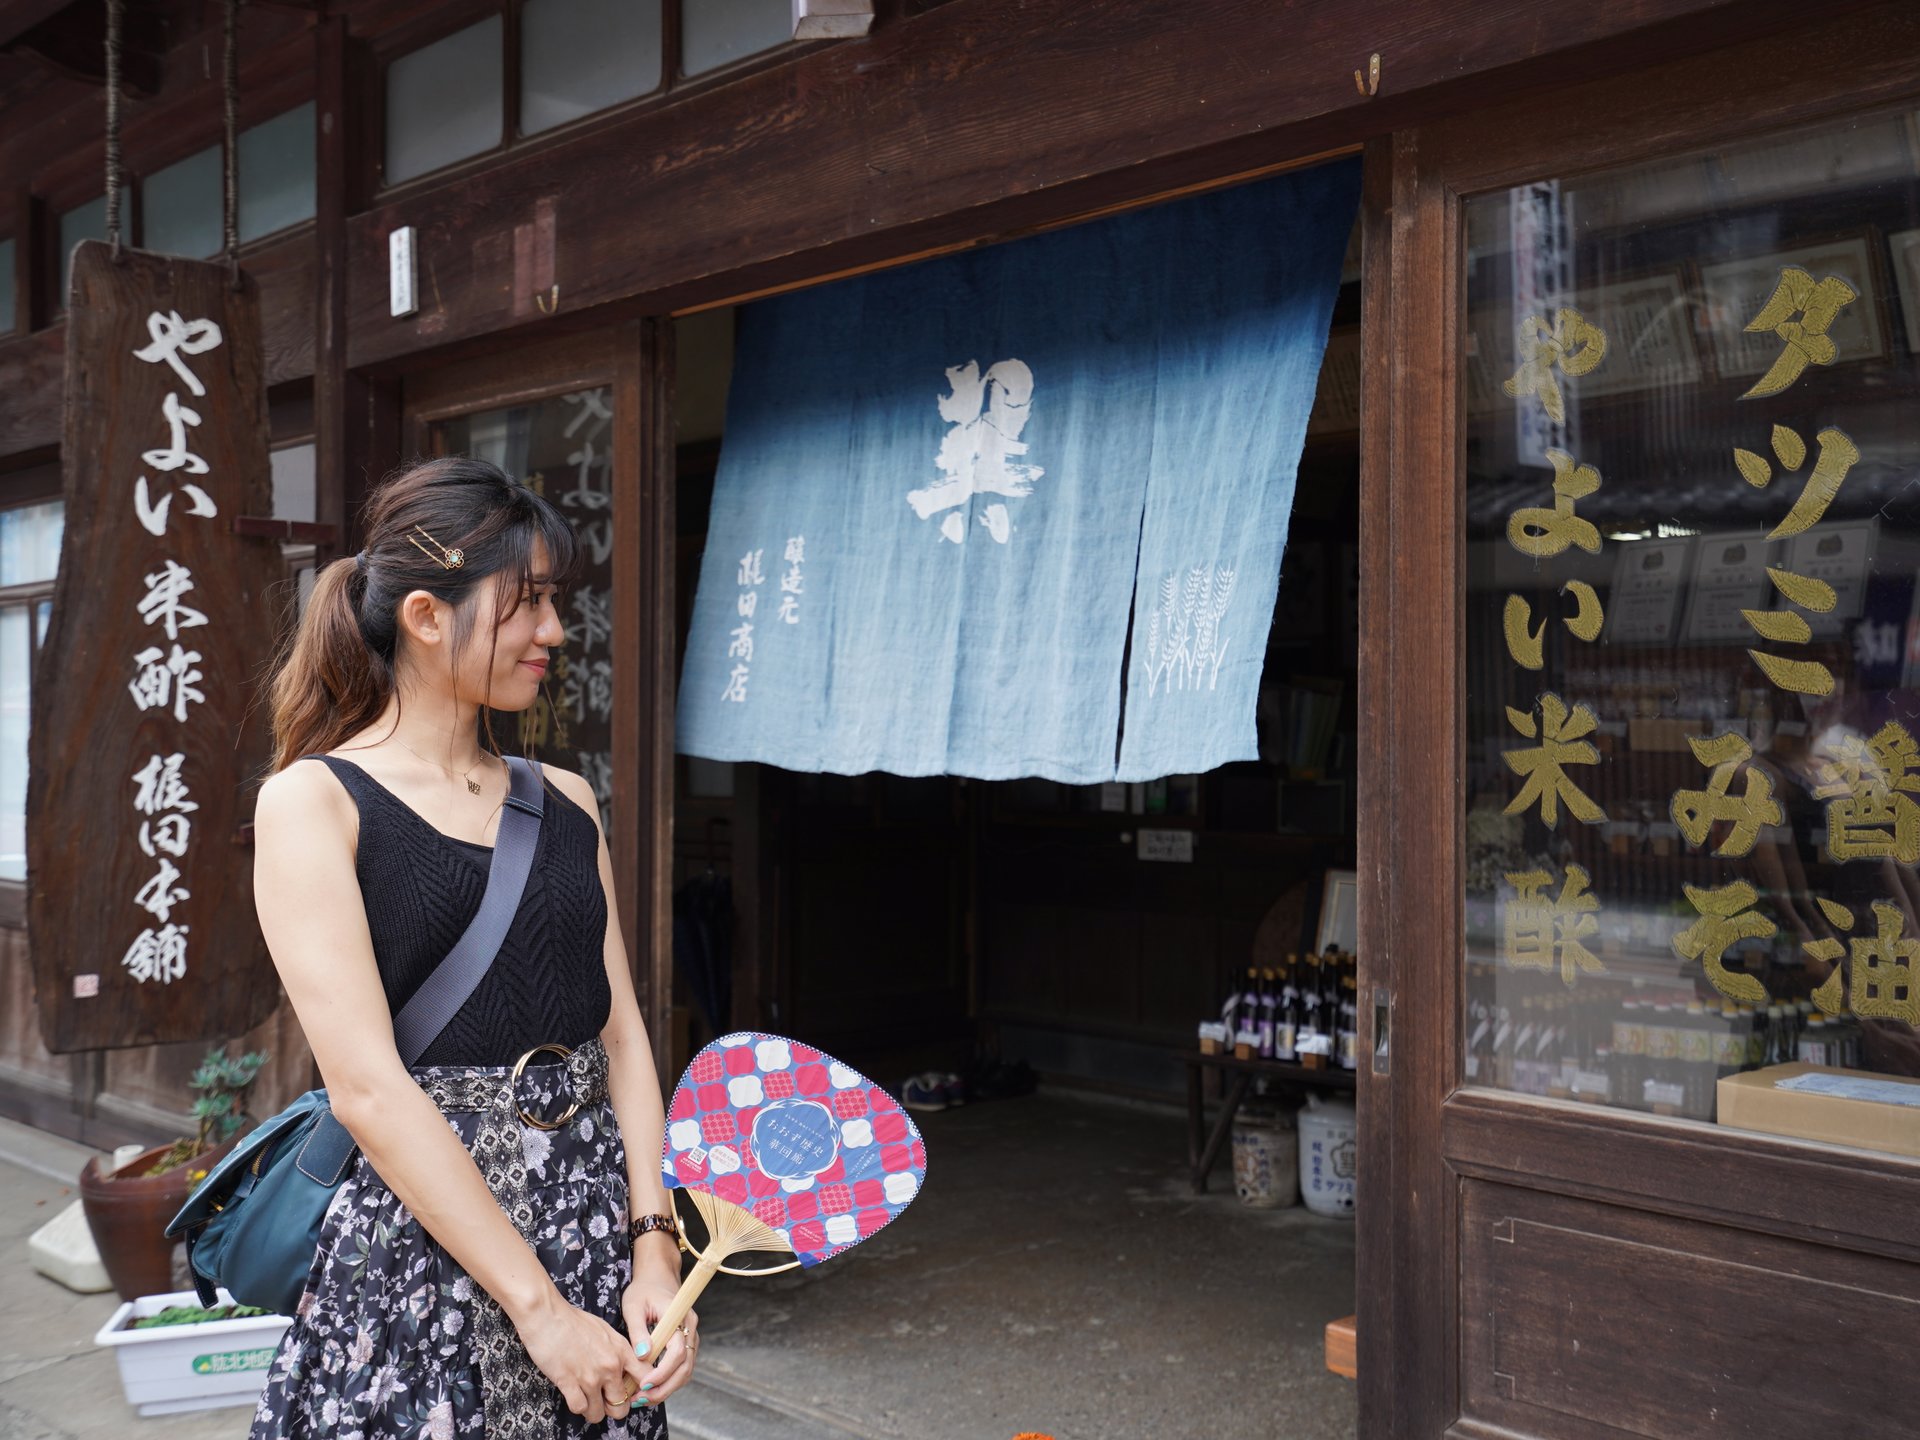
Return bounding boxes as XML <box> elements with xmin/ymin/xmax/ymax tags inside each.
<box><xmin>639</xmin><ymin>1254</ymin><xmax>719</xmax><ymax>1366</ymax></box>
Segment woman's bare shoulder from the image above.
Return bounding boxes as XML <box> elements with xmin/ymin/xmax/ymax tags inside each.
<box><xmin>529</xmin><ymin>760</ymin><xmax>603</xmax><ymax>836</ymax></box>
<box><xmin>256</xmin><ymin>757</ymin><xmax>356</xmax><ymax>845</ymax></box>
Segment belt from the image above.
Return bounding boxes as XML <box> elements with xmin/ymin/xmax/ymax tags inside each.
<box><xmin>411</xmin><ymin>1036</ymin><xmax>614</xmax><ymax>1440</ymax></box>
<box><xmin>415</xmin><ymin>1037</ymin><xmax>612</xmax><ymax>1129</ymax></box>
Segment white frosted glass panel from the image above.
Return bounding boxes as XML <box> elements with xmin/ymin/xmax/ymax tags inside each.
<box><xmin>0</xmin><ymin>605</ymin><xmax>29</xmax><ymax>881</ymax></box>
<box><xmin>522</xmin><ymin>0</ymin><xmax>662</xmax><ymax>134</ymax></box>
<box><xmin>57</xmin><ymin>189</ymin><xmax>127</xmax><ymax>297</ymax></box>
<box><xmin>143</xmin><ymin>145</ymin><xmax>222</xmax><ymax>259</ymax></box>
<box><xmin>0</xmin><ymin>501</ymin><xmax>62</xmax><ymax>586</ymax></box>
<box><xmin>385</xmin><ymin>17</ymin><xmax>504</xmax><ymax>185</ymax></box>
<box><xmin>240</xmin><ymin>103</ymin><xmax>316</xmax><ymax>240</ymax></box>
<box><xmin>0</xmin><ymin>239</ymin><xmax>13</xmax><ymax>333</ymax></box>
<box><xmin>682</xmin><ymin>0</ymin><xmax>790</xmax><ymax>76</ymax></box>
<box><xmin>271</xmin><ymin>443</ymin><xmax>317</xmax><ymax>522</ymax></box>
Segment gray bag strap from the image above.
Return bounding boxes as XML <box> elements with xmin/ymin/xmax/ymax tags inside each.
<box><xmin>389</xmin><ymin>755</ymin><xmax>545</xmax><ymax>1066</ymax></box>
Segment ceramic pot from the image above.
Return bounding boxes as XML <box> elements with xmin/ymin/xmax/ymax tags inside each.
<box><xmin>78</xmin><ymin>1136</ymin><xmax>238</xmax><ymax>1301</ymax></box>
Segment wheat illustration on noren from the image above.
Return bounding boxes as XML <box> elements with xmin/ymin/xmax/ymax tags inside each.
<box><xmin>1140</xmin><ymin>563</ymin><xmax>1237</xmax><ymax>697</ymax></box>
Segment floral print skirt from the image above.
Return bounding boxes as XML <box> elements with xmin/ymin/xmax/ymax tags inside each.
<box><xmin>249</xmin><ymin>1042</ymin><xmax>668</xmax><ymax>1440</ymax></box>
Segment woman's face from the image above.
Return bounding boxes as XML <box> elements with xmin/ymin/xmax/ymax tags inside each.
<box><xmin>404</xmin><ymin>532</ymin><xmax>566</xmax><ymax>712</ymax></box>
<box><xmin>473</xmin><ymin>533</ymin><xmax>565</xmax><ymax>711</ymax></box>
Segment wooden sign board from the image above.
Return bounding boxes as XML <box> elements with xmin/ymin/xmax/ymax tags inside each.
<box><xmin>29</xmin><ymin>243</ymin><xmax>283</xmax><ymax>1052</ymax></box>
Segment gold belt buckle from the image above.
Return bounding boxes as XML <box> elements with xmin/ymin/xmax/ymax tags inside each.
<box><xmin>510</xmin><ymin>1043</ymin><xmax>581</xmax><ymax>1131</ymax></box>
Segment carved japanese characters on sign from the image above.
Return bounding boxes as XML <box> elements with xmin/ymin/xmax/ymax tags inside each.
<box><xmin>29</xmin><ymin>244</ymin><xmax>281</xmax><ymax>1052</ymax></box>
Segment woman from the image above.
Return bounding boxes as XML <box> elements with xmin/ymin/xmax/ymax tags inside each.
<box><xmin>248</xmin><ymin>456</ymin><xmax>695</xmax><ymax>1438</ymax></box>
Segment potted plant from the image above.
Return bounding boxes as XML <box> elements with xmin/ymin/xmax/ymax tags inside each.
<box><xmin>94</xmin><ymin>1287</ymin><xmax>292</xmax><ymax>1416</ymax></box>
<box><xmin>79</xmin><ymin>1047</ymin><xmax>268</xmax><ymax>1300</ymax></box>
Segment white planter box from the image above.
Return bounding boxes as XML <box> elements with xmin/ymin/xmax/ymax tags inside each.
<box><xmin>93</xmin><ymin>1288</ymin><xmax>292</xmax><ymax>1418</ymax></box>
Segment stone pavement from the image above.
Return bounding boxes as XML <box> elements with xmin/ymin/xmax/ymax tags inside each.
<box><xmin>1</xmin><ymin>1091</ymin><xmax>1356</xmax><ymax>1440</ymax></box>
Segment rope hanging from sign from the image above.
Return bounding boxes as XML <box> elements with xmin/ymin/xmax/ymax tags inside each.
<box><xmin>223</xmin><ymin>0</ymin><xmax>240</xmax><ymax>286</ymax></box>
<box><xmin>104</xmin><ymin>0</ymin><xmax>123</xmax><ymax>259</ymax></box>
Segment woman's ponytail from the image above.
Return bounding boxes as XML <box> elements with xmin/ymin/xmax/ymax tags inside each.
<box><xmin>266</xmin><ymin>550</ymin><xmax>395</xmax><ymax>772</ymax></box>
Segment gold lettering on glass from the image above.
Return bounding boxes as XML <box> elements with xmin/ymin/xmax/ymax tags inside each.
<box><xmin>1502</xmin><ymin>308</ymin><xmax>1609</xmax><ymax>423</ymax></box>
<box><xmin>1810</xmin><ymin>721</ymin><xmax>1920</xmax><ymax>864</ymax></box>
<box><xmin>1503</xmin><ymin>864</ymin><xmax>1604</xmax><ymax>987</ymax></box>
<box><xmin>1670</xmin><ymin>733</ymin><xmax>1782</xmax><ymax>858</ymax></box>
<box><xmin>1507</xmin><ymin>450</ymin><xmax>1603</xmax><ymax>558</ymax></box>
<box><xmin>1739</xmin><ymin>267</ymin><xmax>1857</xmax><ymax>400</ymax></box>
<box><xmin>1503</xmin><ymin>693</ymin><xmax>1606</xmax><ymax>827</ymax></box>
<box><xmin>1672</xmin><ymin>880</ymin><xmax>1776</xmax><ymax>1005</ymax></box>
<box><xmin>1731</xmin><ymin>424</ymin><xmax>1860</xmax><ymax>539</ymax></box>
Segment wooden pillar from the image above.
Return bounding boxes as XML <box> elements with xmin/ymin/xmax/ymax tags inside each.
<box><xmin>616</xmin><ymin>318</ymin><xmax>677</xmax><ymax>1081</ymax></box>
<box><xmin>313</xmin><ymin>14</ymin><xmax>394</xmax><ymax>560</ymax></box>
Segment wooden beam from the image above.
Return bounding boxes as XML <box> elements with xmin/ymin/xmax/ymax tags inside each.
<box><xmin>340</xmin><ymin>0</ymin><xmax>1839</xmax><ymax>371</ymax></box>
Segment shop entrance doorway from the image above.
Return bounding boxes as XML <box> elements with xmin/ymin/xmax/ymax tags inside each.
<box><xmin>662</xmin><ymin>234</ymin><xmax>1363</xmax><ymax>1435</ymax></box>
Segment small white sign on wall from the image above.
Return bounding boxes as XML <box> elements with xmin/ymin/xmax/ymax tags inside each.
<box><xmin>389</xmin><ymin>227</ymin><xmax>417</xmax><ymax>319</ymax></box>
<box><xmin>1137</xmin><ymin>828</ymin><xmax>1195</xmax><ymax>863</ymax></box>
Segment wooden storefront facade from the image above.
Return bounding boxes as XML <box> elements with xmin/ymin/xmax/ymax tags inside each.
<box><xmin>3</xmin><ymin>1</ymin><xmax>1919</xmax><ymax>1435</ymax></box>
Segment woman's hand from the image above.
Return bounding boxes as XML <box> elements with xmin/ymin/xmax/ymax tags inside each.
<box><xmin>620</xmin><ymin>1277</ymin><xmax>700</xmax><ymax>1410</ymax></box>
<box><xmin>509</xmin><ymin>1290</ymin><xmax>650</xmax><ymax>1425</ymax></box>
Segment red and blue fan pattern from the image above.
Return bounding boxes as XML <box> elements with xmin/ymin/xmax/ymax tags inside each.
<box><xmin>661</xmin><ymin>1032</ymin><xmax>928</xmax><ymax>1267</ymax></box>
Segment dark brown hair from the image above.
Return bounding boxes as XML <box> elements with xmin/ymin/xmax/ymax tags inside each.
<box><xmin>266</xmin><ymin>456</ymin><xmax>582</xmax><ymax>772</ymax></box>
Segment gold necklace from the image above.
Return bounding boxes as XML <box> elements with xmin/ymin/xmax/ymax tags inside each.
<box><xmin>395</xmin><ymin>738</ymin><xmax>493</xmax><ymax>796</ymax></box>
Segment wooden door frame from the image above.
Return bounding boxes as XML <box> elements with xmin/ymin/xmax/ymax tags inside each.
<box><xmin>1358</xmin><ymin>5</ymin><xmax>1920</xmax><ymax>1436</ymax></box>
<box><xmin>400</xmin><ymin>322</ymin><xmax>677</xmax><ymax>1081</ymax></box>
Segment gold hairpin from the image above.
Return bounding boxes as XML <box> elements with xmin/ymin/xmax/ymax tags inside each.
<box><xmin>406</xmin><ymin>524</ymin><xmax>466</xmax><ymax>570</ymax></box>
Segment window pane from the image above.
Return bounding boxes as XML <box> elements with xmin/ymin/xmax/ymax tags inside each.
<box><xmin>271</xmin><ymin>442</ymin><xmax>317</xmax><ymax>523</ymax></box>
<box><xmin>438</xmin><ymin>386</ymin><xmax>615</xmax><ymax>829</ymax></box>
<box><xmin>0</xmin><ymin>500</ymin><xmax>63</xmax><ymax>586</ymax></box>
<box><xmin>57</xmin><ymin>189</ymin><xmax>129</xmax><ymax>298</ymax></box>
<box><xmin>522</xmin><ymin>0</ymin><xmax>662</xmax><ymax>135</ymax></box>
<box><xmin>0</xmin><ymin>238</ymin><xmax>14</xmax><ymax>333</ymax></box>
<box><xmin>143</xmin><ymin>144</ymin><xmax>222</xmax><ymax>259</ymax></box>
<box><xmin>385</xmin><ymin>16</ymin><xmax>504</xmax><ymax>185</ymax></box>
<box><xmin>240</xmin><ymin>103</ymin><xmax>316</xmax><ymax>241</ymax></box>
<box><xmin>1462</xmin><ymin>111</ymin><xmax>1920</xmax><ymax>1142</ymax></box>
<box><xmin>0</xmin><ymin>604</ymin><xmax>29</xmax><ymax>882</ymax></box>
<box><xmin>681</xmin><ymin>0</ymin><xmax>789</xmax><ymax>77</ymax></box>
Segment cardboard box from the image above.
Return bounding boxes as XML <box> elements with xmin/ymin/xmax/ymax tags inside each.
<box><xmin>1716</xmin><ymin>1062</ymin><xmax>1920</xmax><ymax>1160</ymax></box>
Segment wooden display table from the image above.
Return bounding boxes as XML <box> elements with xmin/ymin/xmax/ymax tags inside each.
<box><xmin>1181</xmin><ymin>1050</ymin><xmax>1356</xmax><ymax>1194</ymax></box>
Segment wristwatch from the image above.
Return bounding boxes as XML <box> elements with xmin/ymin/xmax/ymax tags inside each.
<box><xmin>630</xmin><ymin>1212</ymin><xmax>683</xmax><ymax>1248</ymax></box>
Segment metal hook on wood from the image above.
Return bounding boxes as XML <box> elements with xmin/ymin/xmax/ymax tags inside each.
<box><xmin>1353</xmin><ymin>52</ymin><xmax>1381</xmax><ymax>98</ymax></box>
<box><xmin>534</xmin><ymin>284</ymin><xmax>560</xmax><ymax>315</ymax></box>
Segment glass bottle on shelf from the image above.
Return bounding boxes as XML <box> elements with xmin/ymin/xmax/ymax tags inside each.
<box><xmin>1276</xmin><ymin>958</ymin><xmax>1300</xmax><ymax>1063</ymax></box>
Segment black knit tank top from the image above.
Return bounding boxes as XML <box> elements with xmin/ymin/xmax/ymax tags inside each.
<box><xmin>301</xmin><ymin>754</ymin><xmax>611</xmax><ymax>1067</ymax></box>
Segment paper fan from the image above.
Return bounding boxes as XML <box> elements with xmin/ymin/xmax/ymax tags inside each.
<box><xmin>635</xmin><ymin>1031</ymin><xmax>929</xmax><ymax>1364</ymax></box>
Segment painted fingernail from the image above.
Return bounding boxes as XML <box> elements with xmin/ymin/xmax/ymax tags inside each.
<box><xmin>640</xmin><ymin>1382</ymin><xmax>653</xmax><ymax>1391</ymax></box>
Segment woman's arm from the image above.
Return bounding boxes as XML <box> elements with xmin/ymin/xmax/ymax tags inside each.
<box><xmin>253</xmin><ymin>762</ymin><xmax>643</xmax><ymax>1421</ymax></box>
<box><xmin>540</xmin><ymin>766</ymin><xmax>697</xmax><ymax>1406</ymax></box>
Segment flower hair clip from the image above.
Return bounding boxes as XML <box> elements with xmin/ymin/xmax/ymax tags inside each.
<box><xmin>406</xmin><ymin>524</ymin><xmax>466</xmax><ymax>570</ymax></box>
